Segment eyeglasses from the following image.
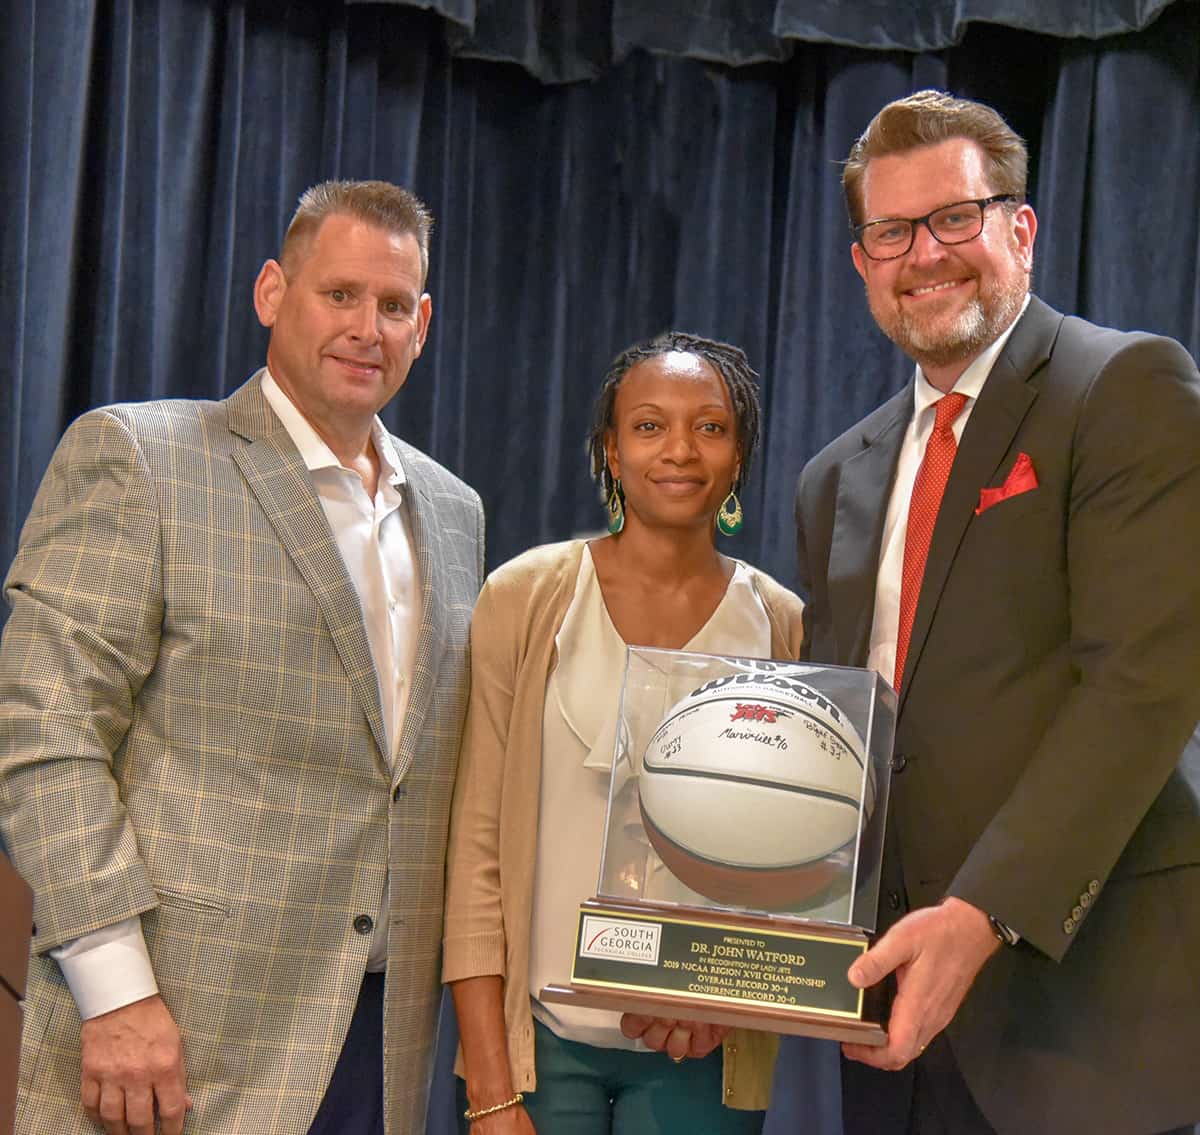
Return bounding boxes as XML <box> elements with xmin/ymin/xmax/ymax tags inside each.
<box><xmin>854</xmin><ymin>195</ymin><xmax>1017</xmax><ymax>261</ymax></box>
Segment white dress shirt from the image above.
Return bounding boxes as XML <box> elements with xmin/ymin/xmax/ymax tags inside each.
<box><xmin>54</xmin><ymin>371</ymin><xmax>419</xmax><ymax>1017</ymax></box>
<box><xmin>868</xmin><ymin>296</ymin><xmax>1030</xmax><ymax>687</ymax></box>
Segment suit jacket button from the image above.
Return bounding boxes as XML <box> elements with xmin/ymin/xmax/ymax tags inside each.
<box><xmin>1079</xmin><ymin>892</ymin><xmax>1091</xmax><ymax>908</ymax></box>
<box><xmin>1088</xmin><ymin>879</ymin><xmax>1100</xmax><ymax>896</ymax></box>
<box><xmin>1062</xmin><ymin>917</ymin><xmax>1076</xmax><ymax>934</ymax></box>
<box><xmin>887</xmin><ymin>890</ymin><xmax>902</xmax><ymax>911</ymax></box>
<box><xmin>354</xmin><ymin>914</ymin><xmax>375</xmax><ymax>935</ymax></box>
<box><xmin>1071</xmin><ymin>905</ymin><xmax>1083</xmax><ymax>920</ymax></box>
<box><xmin>890</xmin><ymin>753</ymin><xmax>908</xmax><ymax>774</ymax></box>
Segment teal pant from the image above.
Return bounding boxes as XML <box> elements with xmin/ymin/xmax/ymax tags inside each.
<box><xmin>458</xmin><ymin>1019</ymin><xmax>765</xmax><ymax>1135</ymax></box>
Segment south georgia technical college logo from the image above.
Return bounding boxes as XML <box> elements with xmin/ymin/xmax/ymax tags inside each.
<box><xmin>579</xmin><ymin>917</ymin><xmax>663</xmax><ymax>967</ymax></box>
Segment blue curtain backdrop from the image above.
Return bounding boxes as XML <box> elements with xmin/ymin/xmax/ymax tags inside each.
<box><xmin>3</xmin><ymin>2</ymin><xmax>1200</xmax><ymax>1133</ymax></box>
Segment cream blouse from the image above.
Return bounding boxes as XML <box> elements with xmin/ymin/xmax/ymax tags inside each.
<box><xmin>529</xmin><ymin>544</ymin><xmax>772</xmax><ymax>1047</ymax></box>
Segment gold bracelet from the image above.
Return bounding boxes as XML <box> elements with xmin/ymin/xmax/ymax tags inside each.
<box><xmin>464</xmin><ymin>1092</ymin><xmax>524</xmax><ymax>1122</ymax></box>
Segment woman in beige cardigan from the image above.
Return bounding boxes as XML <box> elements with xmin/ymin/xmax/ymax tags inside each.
<box><xmin>442</xmin><ymin>332</ymin><xmax>806</xmax><ymax>1134</ymax></box>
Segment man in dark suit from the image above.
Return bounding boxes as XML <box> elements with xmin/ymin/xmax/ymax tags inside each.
<box><xmin>1</xmin><ymin>180</ymin><xmax>483</xmax><ymax>1135</ymax></box>
<box><xmin>792</xmin><ymin>91</ymin><xmax>1200</xmax><ymax>1134</ymax></box>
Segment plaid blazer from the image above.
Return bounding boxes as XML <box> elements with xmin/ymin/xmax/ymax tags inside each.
<box><xmin>0</xmin><ymin>373</ymin><xmax>484</xmax><ymax>1134</ymax></box>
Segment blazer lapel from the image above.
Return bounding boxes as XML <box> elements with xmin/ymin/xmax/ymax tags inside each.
<box><xmin>391</xmin><ymin>445</ymin><xmax>449</xmax><ymax>783</ymax></box>
<box><xmin>830</xmin><ymin>389</ymin><xmax>911</xmax><ymax>668</ymax></box>
<box><xmin>225</xmin><ymin>375</ymin><xmax>391</xmax><ymax>764</ymax></box>
<box><xmin>899</xmin><ymin>300</ymin><xmax>1060</xmax><ymax>707</ymax></box>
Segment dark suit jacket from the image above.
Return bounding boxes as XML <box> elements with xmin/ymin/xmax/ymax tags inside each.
<box><xmin>0</xmin><ymin>373</ymin><xmax>484</xmax><ymax>1134</ymax></box>
<box><xmin>794</xmin><ymin>297</ymin><xmax>1200</xmax><ymax>1134</ymax></box>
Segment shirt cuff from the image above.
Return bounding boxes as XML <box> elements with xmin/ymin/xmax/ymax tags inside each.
<box><xmin>51</xmin><ymin>917</ymin><xmax>160</xmax><ymax>1020</ymax></box>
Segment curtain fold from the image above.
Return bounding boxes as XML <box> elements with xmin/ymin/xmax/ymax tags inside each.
<box><xmin>771</xmin><ymin>0</ymin><xmax>1179</xmax><ymax>50</ymax></box>
<box><xmin>361</xmin><ymin>0</ymin><xmax>1184</xmax><ymax>80</ymax></box>
<box><xmin>0</xmin><ymin>0</ymin><xmax>95</xmax><ymax>561</ymax></box>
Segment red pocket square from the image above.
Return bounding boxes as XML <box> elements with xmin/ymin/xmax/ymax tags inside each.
<box><xmin>976</xmin><ymin>452</ymin><xmax>1038</xmax><ymax>515</ymax></box>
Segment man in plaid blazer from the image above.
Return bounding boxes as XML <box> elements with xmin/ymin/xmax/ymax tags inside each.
<box><xmin>0</xmin><ymin>181</ymin><xmax>484</xmax><ymax>1134</ymax></box>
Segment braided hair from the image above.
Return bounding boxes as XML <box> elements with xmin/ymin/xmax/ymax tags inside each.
<box><xmin>586</xmin><ymin>331</ymin><xmax>762</xmax><ymax>505</ymax></box>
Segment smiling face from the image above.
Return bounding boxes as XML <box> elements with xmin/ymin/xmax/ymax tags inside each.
<box><xmin>254</xmin><ymin>212</ymin><xmax>431</xmax><ymax>444</ymax></box>
<box><xmin>851</xmin><ymin>138</ymin><xmax>1036</xmax><ymax>390</ymax></box>
<box><xmin>604</xmin><ymin>351</ymin><xmax>741</xmax><ymax>535</ymax></box>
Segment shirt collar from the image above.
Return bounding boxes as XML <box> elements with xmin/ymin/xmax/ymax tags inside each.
<box><xmin>260</xmin><ymin>370</ymin><xmax>406</xmax><ymax>488</ymax></box>
<box><xmin>912</xmin><ymin>292</ymin><xmax>1031</xmax><ymax>419</ymax></box>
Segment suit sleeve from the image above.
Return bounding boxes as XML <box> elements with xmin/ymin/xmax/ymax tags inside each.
<box><xmin>442</xmin><ymin>575</ymin><xmax>514</xmax><ymax>982</ymax></box>
<box><xmin>794</xmin><ymin>461</ymin><xmax>831</xmax><ymax>665</ymax></box>
<box><xmin>949</xmin><ymin>336</ymin><xmax>1200</xmax><ymax>958</ymax></box>
<box><xmin>475</xmin><ymin>494</ymin><xmax>486</xmax><ymax>589</ymax></box>
<box><xmin>795</xmin><ymin>477</ymin><xmax>813</xmax><ymax>662</ymax></box>
<box><xmin>0</xmin><ymin>409</ymin><xmax>163</xmax><ymax>952</ymax></box>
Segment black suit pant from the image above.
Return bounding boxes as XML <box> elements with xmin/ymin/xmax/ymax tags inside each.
<box><xmin>841</xmin><ymin>1044</ymin><xmax>1196</xmax><ymax>1135</ymax></box>
<box><xmin>841</xmin><ymin>1035</ymin><xmax>992</xmax><ymax>1135</ymax></box>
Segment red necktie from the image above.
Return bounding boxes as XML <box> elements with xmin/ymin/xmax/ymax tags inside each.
<box><xmin>894</xmin><ymin>392</ymin><xmax>968</xmax><ymax>690</ymax></box>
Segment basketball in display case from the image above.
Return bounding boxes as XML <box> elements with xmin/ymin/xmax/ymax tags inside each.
<box><xmin>638</xmin><ymin>672</ymin><xmax>874</xmax><ymax>910</ymax></box>
<box><xmin>540</xmin><ymin>649</ymin><xmax>896</xmax><ymax>1046</ymax></box>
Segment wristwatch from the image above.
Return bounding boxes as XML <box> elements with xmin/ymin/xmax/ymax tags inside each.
<box><xmin>987</xmin><ymin>913</ymin><xmax>1020</xmax><ymax>946</ymax></box>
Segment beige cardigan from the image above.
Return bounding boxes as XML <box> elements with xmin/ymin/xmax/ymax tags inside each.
<box><xmin>442</xmin><ymin>539</ymin><xmax>806</xmax><ymax>1110</ymax></box>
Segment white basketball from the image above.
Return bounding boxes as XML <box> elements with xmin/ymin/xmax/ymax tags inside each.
<box><xmin>639</xmin><ymin>671</ymin><xmax>871</xmax><ymax>909</ymax></box>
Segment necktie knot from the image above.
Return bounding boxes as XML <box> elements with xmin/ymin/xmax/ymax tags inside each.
<box><xmin>933</xmin><ymin>392</ymin><xmax>969</xmax><ymax>435</ymax></box>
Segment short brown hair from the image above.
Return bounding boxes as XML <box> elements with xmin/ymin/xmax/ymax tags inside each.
<box><xmin>280</xmin><ymin>179</ymin><xmax>434</xmax><ymax>281</ymax></box>
<box><xmin>842</xmin><ymin>90</ymin><xmax>1028</xmax><ymax>227</ymax></box>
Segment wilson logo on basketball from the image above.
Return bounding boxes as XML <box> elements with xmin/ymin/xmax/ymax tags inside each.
<box><xmin>730</xmin><ymin>703</ymin><xmax>794</xmax><ymax>724</ymax></box>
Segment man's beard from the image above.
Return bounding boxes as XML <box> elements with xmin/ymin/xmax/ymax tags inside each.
<box><xmin>869</xmin><ymin>272</ymin><xmax>1028</xmax><ymax>370</ymax></box>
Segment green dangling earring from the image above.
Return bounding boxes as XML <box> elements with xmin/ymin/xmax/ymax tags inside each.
<box><xmin>606</xmin><ymin>479</ymin><xmax>626</xmax><ymax>535</ymax></box>
<box><xmin>716</xmin><ymin>488</ymin><xmax>743</xmax><ymax>537</ymax></box>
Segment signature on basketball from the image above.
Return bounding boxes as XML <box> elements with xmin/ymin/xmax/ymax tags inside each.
<box><xmin>657</xmin><ymin>735</ymin><xmax>683</xmax><ymax>759</ymax></box>
<box><xmin>718</xmin><ymin>726</ymin><xmax>789</xmax><ymax>750</ymax></box>
<box><xmin>730</xmin><ymin>702</ymin><xmax>794</xmax><ymax>724</ymax></box>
